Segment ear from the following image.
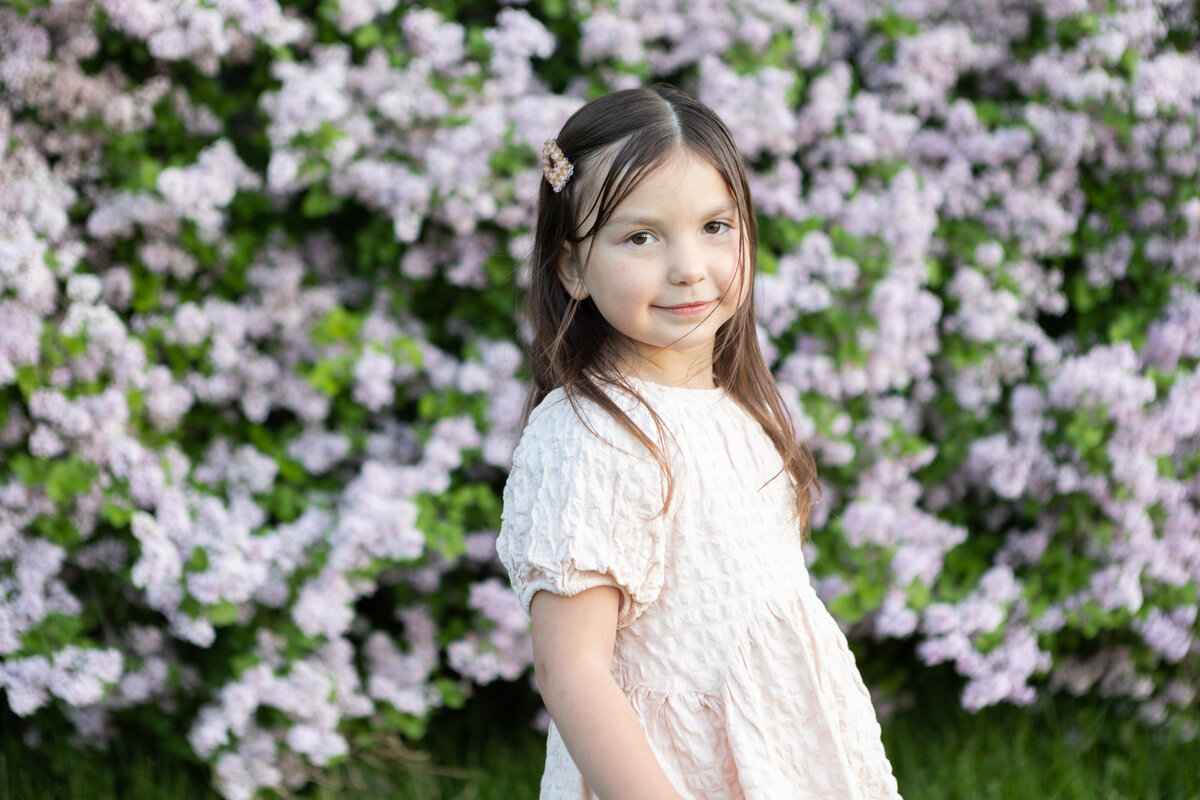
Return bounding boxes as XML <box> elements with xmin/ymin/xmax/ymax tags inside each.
<box><xmin>556</xmin><ymin>240</ymin><xmax>589</xmax><ymax>301</ymax></box>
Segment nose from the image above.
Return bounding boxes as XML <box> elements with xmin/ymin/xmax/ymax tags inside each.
<box><xmin>666</xmin><ymin>238</ymin><xmax>706</xmax><ymax>285</ymax></box>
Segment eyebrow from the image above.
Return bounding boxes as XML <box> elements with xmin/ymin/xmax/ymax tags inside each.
<box><xmin>607</xmin><ymin>201</ymin><xmax>737</xmax><ymax>229</ymax></box>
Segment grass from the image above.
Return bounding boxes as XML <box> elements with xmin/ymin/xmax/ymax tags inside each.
<box><xmin>881</xmin><ymin>690</ymin><xmax>1199</xmax><ymax>800</ymax></box>
<box><xmin>3</xmin><ymin>679</ymin><xmax>1198</xmax><ymax>800</ymax></box>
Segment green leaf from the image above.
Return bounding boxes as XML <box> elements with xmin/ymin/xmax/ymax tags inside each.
<box><xmin>208</xmin><ymin>600</ymin><xmax>239</xmax><ymax>627</ymax></box>
<box><xmin>465</xmin><ymin>26</ymin><xmax>491</xmax><ymax>62</ymax></box>
<box><xmin>905</xmin><ymin>579</ymin><xmax>932</xmax><ymax>611</ymax></box>
<box><xmin>1157</xmin><ymin>454</ymin><xmax>1177</xmax><ymax>480</ymax></box>
<box><xmin>973</xmin><ymin>99</ymin><xmax>1009</xmax><ymax>127</ymax></box>
<box><xmin>869</xmin><ymin>9</ymin><xmax>919</xmax><ymax>39</ymax></box>
<box><xmin>436</xmin><ymin>677</ymin><xmax>467</xmax><ymax>710</ymax></box>
<box><xmin>352</xmin><ymin>23</ymin><xmax>381</xmax><ymax>49</ymax></box>
<box><xmin>758</xmin><ymin>246</ymin><xmax>779</xmax><ymax>275</ymax></box>
<box><xmin>1099</xmin><ymin>104</ymin><xmax>1136</xmax><ymax>147</ymax></box>
<box><xmin>10</xmin><ymin>453</ymin><xmax>48</xmax><ymax>485</ymax></box>
<box><xmin>1055</xmin><ymin>13</ymin><xmax>1098</xmax><ymax>46</ymax></box>
<box><xmin>126</xmin><ymin>387</ymin><xmax>145</xmax><ymax>417</ymax></box>
<box><xmin>277</xmin><ymin>456</ymin><xmax>307</xmax><ymax>484</ymax></box>
<box><xmin>19</xmin><ymin>612</ymin><xmax>88</xmax><ymax>654</ymax></box>
<box><xmin>261</xmin><ymin>485</ymin><xmax>307</xmax><ymax>522</ymax></box>
<box><xmin>311</xmin><ymin>306</ymin><xmax>365</xmax><ymax>345</ymax></box>
<box><xmin>1062</xmin><ymin>408</ymin><xmax>1111</xmax><ymax>471</ymax></box>
<box><xmin>45</xmin><ymin>457</ymin><xmax>100</xmax><ymax>505</ymax></box>
<box><xmin>303</xmin><ymin>355</ymin><xmax>355</xmax><ymax>396</ymax></box>
<box><xmin>829</xmin><ymin>592</ymin><xmax>862</xmax><ymax>623</ymax></box>
<box><xmin>853</xmin><ymin>572</ymin><xmax>886</xmax><ymax>613</ymax></box>
<box><xmin>16</xmin><ymin>364</ymin><xmax>40</xmax><ymax>400</ymax></box>
<box><xmin>390</xmin><ymin>336</ymin><xmax>424</xmax><ymax>367</ymax></box>
<box><xmin>179</xmin><ymin>594</ymin><xmax>203</xmax><ymax>619</ymax></box>
<box><xmin>726</xmin><ymin>33</ymin><xmax>798</xmax><ymax>76</ymax></box>
<box><xmin>533</xmin><ymin>0</ymin><xmax>568</xmax><ymax>20</ymax></box>
<box><xmin>187</xmin><ymin>546</ymin><xmax>209</xmax><ymax>572</ymax></box>
<box><xmin>488</xmin><ymin>142</ymin><xmax>531</xmax><ymax>177</ymax></box>
<box><xmin>415</xmin><ymin>493</ymin><xmax>465</xmax><ymax>561</ymax></box>
<box><xmin>136</xmin><ymin>156</ymin><xmax>162</xmax><ymax>191</ymax></box>
<box><xmin>1118</xmin><ymin>47</ymin><xmax>1139</xmax><ymax>79</ymax></box>
<box><xmin>1067</xmin><ymin>273</ymin><xmax>1095</xmax><ymax>313</ymax></box>
<box><xmin>300</xmin><ymin>182</ymin><xmax>345</xmax><ymax>218</ymax></box>
<box><xmin>381</xmin><ymin>707</ymin><xmax>429</xmax><ymax>740</ymax></box>
<box><xmin>132</xmin><ymin>271</ymin><xmax>165</xmax><ymax>313</ymax></box>
<box><xmin>230</xmin><ymin>652</ymin><xmax>262</xmax><ymax>676</ymax></box>
<box><xmin>1107</xmin><ymin>308</ymin><xmax>1151</xmax><ymax>348</ymax></box>
<box><xmin>975</xmin><ymin>626</ymin><xmax>1005</xmax><ymax>654</ymax></box>
<box><xmin>100</xmin><ymin>502</ymin><xmax>133</xmax><ymax>527</ymax></box>
<box><xmin>759</xmin><ymin>216</ymin><xmax>823</xmax><ymax>254</ymax></box>
<box><xmin>292</xmin><ymin>121</ymin><xmax>345</xmax><ymax>152</ymax></box>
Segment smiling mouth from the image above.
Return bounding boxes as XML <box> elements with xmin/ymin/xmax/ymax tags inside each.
<box><xmin>655</xmin><ymin>300</ymin><xmax>717</xmax><ymax>316</ymax></box>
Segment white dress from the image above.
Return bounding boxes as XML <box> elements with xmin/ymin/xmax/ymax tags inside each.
<box><xmin>496</xmin><ymin>377</ymin><xmax>902</xmax><ymax>800</ymax></box>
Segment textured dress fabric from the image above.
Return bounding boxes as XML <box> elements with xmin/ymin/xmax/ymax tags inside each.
<box><xmin>496</xmin><ymin>377</ymin><xmax>903</xmax><ymax>800</ymax></box>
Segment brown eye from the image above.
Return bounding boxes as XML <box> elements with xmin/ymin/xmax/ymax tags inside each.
<box><xmin>629</xmin><ymin>232</ymin><xmax>652</xmax><ymax>246</ymax></box>
<box><xmin>705</xmin><ymin>221</ymin><xmax>729</xmax><ymax>234</ymax></box>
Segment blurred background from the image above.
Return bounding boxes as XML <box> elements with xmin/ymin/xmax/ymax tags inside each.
<box><xmin>1</xmin><ymin>0</ymin><xmax>1198</xmax><ymax>797</ymax></box>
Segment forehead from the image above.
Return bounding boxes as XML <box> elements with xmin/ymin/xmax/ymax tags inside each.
<box><xmin>613</xmin><ymin>149</ymin><xmax>733</xmax><ymax>213</ymax></box>
<box><xmin>568</xmin><ymin>145</ymin><xmax>729</xmax><ymax>236</ymax></box>
<box><xmin>568</xmin><ymin>148</ymin><xmax>734</xmax><ymax>239</ymax></box>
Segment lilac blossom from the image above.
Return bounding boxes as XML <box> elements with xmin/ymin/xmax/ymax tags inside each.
<box><xmin>697</xmin><ymin>57</ymin><xmax>798</xmax><ymax>158</ymax></box>
<box><xmin>446</xmin><ymin>578</ymin><xmax>533</xmax><ymax>684</ymax></box>
<box><xmin>1135</xmin><ymin>606</ymin><xmax>1196</xmax><ymax>664</ymax></box>
<box><xmin>579</xmin><ymin>10</ymin><xmax>647</xmax><ymax>66</ymax></box>
<box><xmin>401</xmin><ymin>9</ymin><xmax>467</xmax><ymax>72</ymax></box>
<box><xmin>286</xmin><ymin>427</ymin><xmax>352</xmax><ymax>475</ymax></box>
<box><xmin>4</xmin><ymin>1</ymin><xmax>1200</xmax><ymax>793</ymax></box>
<box><xmin>156</xmin><ymin>140</ymin><xmax>262</xmax><ymax>241</ymax></box>
<box><xmin>329</xmin><ymin>0</ymin><xmax>403</xmax><ymax>34</ymax></box>
<box><xmin>365</xmin><ymin>606</ymin><xmax>442</xmax><ymax>716</ymax></box>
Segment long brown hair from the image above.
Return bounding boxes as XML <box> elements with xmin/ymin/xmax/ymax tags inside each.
<box><xmin>523</xmin><ymin>84</ymin><xmax>821</xmax><ymax>535</ymax></box>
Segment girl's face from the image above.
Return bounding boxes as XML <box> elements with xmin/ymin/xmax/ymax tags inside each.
<box><xmin>558</xmin><ymin>148</ymin><xmax>748</xmax><ymax>388</ymax></box>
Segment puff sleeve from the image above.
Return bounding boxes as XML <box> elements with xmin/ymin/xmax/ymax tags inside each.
<box><xmin>496</xmin><ymin>392</ymin><xmax>668</xmax><ymax>629</ymax></box>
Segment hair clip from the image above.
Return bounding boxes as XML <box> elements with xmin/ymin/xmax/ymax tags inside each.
<box><xmin>541</xmin><ymin>139</ymin><xmax>574</xmax><ymax>193</ymax></box>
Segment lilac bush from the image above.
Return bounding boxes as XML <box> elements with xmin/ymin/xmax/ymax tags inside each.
<box><xmin>1</xmin><ymin>0</ymin><xmax>1198</xmax><ymax>796</ymax></box>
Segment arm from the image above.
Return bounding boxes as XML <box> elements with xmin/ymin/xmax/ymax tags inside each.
<box><xmin>531</xmin><ymin>586</ymin><xmax>685</xmax><ymax>800</ymax></box>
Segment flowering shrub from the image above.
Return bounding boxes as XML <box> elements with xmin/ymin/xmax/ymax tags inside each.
<box><xmin>1</xmin><ymin>0</ymin><xmax>1198</xmax><ymax>796</ymax></box>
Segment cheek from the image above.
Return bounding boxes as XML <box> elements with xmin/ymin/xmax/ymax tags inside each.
<box><xmin>609</xmin><ymin>268</ymin><xmax>657</xmax><ymax>307</ymax></box>
<box><xmin>727</xmin><ymin>273</ymin><xmax>751</xmax><ymax>317</ymax></box>
<box><xmin>590</xmin><ymin>264</ymin><xmax>652</xmax><ymax>314</ymax></box>
<box><xmin>719</xmin><ymin>244</ymin><xmax>749</xmax><ymax>300</ymax></box>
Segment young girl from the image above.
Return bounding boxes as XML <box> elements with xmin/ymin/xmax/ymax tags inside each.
<box><xmin>497</xmin><ymin>85</ymin><xmax>902</xmax><ymax>800</ymax></box>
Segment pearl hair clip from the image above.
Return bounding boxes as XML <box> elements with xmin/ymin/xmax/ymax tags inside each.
<box><xmin>541</xmin><ymin>139</ymin><xmax>574</xmax><ymax>193</ymax></box>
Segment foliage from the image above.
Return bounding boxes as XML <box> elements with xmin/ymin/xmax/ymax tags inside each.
<box><xmin>1</xmin><ymin>0</ymin><xmax>1199</xmax><ymax>797</ymax></box>
<box><xmin>4</xmin><ymin>684</ymin><xmax>1199</xmax><ymax>800</ymax></box>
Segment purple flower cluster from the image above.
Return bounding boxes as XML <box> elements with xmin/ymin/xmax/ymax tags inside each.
<box><xmin>446</xmin><ymin>578</ymin><xmax>533</xmax><ymax>684</ymax></box>
<box><xmin>3</xmin><ymin>0</ymin><xmax>1200</xmax><ymax>795</ymax></box>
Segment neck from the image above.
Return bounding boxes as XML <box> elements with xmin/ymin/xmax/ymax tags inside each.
<box><xmin>616</xmin><ymin>351</ymin><xmax>717</xmax><ymax>389</ymax></box>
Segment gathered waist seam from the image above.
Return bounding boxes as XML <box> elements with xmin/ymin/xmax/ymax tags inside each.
<box><xmin>619</xmin><ymin>682</ymin><xmax>723</xmax><ymax>701</ymax></box>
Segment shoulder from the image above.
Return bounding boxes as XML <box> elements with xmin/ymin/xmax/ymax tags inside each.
<box><xmin>516</xmin><ymin>385</ymin><xmax>653</xmax><ymax>464</ymax></box>
<box><xmin>500</xmin><ymin>385</ymin><xmax>667</xmax><ymax>545</ymax></box>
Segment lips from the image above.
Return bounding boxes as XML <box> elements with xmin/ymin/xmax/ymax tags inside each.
<box><xmin>654</xmin><ymin>300</ymin><xmax>717</xmax><ymax>316</ymax></box>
